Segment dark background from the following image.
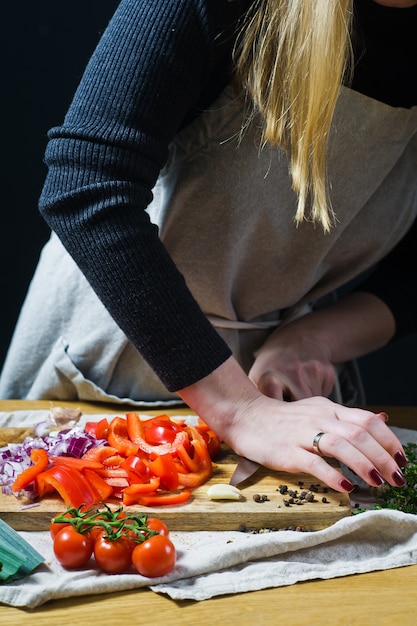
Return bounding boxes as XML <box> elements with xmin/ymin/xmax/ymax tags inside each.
<box><xmin>1</xmin><ymin>1</ymin><xmax>416</xmax><ymax>405</ymax></box>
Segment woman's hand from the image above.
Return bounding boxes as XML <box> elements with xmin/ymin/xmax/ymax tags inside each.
<box><xmin>249</xmin><ymin>292</ymin><xmax>396</xmax><ymax>401</ymax></box>
<box><xmin>178</xmin><ymin>356</ymin><xmax>407</xmax><ymax>493</ymax></box>
<box><xmin>228</xmin><ymin>392</ymin><xmax>406</xmax><ymax>493</ymax></box>
<box><xmin>249</xmin><ymin>326</ymin><xmax>337</xmax><ymax>401</ymax></box>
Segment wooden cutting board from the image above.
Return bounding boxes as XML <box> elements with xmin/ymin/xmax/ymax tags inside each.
<box><xmin>0</xmin><ymin>448</ymin><xmax>351</xmax><ymax>532</ymax></box>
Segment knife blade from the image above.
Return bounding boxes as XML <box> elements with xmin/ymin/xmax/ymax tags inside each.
<box><xmin>229</xmin><ymin>456</ymin><xmax>260</xmax><ymax>486</ymax></box>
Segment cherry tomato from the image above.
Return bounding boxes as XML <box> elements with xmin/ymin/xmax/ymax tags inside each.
<box><xmin>132</xmin><ymin>534</ymin><xmax>176</xmax><ymax>578</ymax></box>
<box><xmin>53</xmin><ymin>526</ymin><xmax>93</xmax><ymax>568</ymax></box>
<box><xmin>132</xmin><ymin>515</ymin><xmax>170</xmax><ymax>539</ymax></box>
<box><xmin>146</xmin><ymin>517</ymin><xmax>169</xmax><ymax>536</ymax></box>
<box><xmin>50</xmin><ymin>512</ymin><xmax>73</xmax><ymax>539</ymax></box>
<box><xmin>89</xmin><ymin>525</ymin><xmax>106</xmax><ymax>542</ymax></box>
<box><xmin>94</xmin><ymin>535</ymin><xmax>134</xmax><ymax>574</ymax></box>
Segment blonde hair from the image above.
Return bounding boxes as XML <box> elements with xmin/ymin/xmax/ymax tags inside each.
<box><xmin>234</xmin><ymin>0</ymin><xmax>353</xmax><ymax>231</ymax></box>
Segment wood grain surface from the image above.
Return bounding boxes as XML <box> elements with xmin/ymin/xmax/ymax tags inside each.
<box><xmin>0</xmin><ymin>448</ymin><xmax>351</xmax><ymax>532</ymax></box>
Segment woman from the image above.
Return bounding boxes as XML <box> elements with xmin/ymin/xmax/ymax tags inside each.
<box><xmin>1</xmin><ymin>0</ymin><xmax>416</xmax><ymax>492</ymax></box>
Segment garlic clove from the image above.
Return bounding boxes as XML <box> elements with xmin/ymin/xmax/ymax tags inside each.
<box><xmin>207</xmin><ymin>483</ymin><xmax>242</xmax><ymax>500</ymax></box>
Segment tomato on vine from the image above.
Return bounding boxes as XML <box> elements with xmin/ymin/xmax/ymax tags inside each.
<box><xmin>53</xmin><ymin>526</ymin><xmax>94</xmax><ymax>568</ymax></box>
<box><xmin>145</xmin><ymin>517</ymin><xmax>169</xmax><ymax>536</ymax></box>
<box><xmin>93</xmin><ymin>535</ymin><xmax>134</xmax><ymax>574</ymax></box>
<box><xmin>132</xmin><ymin>534</ymin><xmax>176</xmax><ymax>578</ymax></box>
<box><xmin>50</xmin><ymin>505</ymin><xmax>176</xmax><ymax>576</ymax></box>
<box><xmin>50</xmin><ymin>511</ymin><xmax>74</xmax><ymax>539</ymax></box>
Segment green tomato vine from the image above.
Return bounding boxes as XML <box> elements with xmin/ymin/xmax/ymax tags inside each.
<box><xmin>52</xmin><ymin>504</ymin><xmax>160</xmax><ymax>542</ymax></box>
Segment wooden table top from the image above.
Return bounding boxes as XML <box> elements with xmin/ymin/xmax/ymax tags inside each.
<box><xmin>1</xmin><ymin>400</ymin><xmax>417</xmax><ymax>625</ymax></box>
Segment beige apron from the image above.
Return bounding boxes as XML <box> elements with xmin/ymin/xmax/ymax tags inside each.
<box><xmin>1</xmin><ymin>85</ymin><xmax>416</xmax><ymax>405</ymax></box>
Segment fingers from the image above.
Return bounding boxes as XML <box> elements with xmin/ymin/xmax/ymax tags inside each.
<box><xmin>232</xmin><ymin>395</ymin><xmax>407</xmax><ymax>494</ymax></box>
<box><xmin>376</xmin><ymin>411</ymin><xmax>389</xmax><ymax>423</ymax></box>
<box><xmin>306</xmin><ymin>429</ymin><xmax>406</xmax><ymax>490</ymax></box>
<box><xmin>301</xmin><ymin>404</ymin><xmax>407</xmax><ymax>489</ymax></box>
<box><xmin>269</xmin><ymin>442</ymin><xmax>356</xmax><ymax>492</ymax></box>
<box><xmin>256</xmin><ymin>371</ymin><xmax>286</xmax><ymax>400</ymax></box>
<box><xmin>265</xmin><ymin>400</ymin><xmax>407</xmax><ymax>492</ymax></box>
<box><xmin>333</xmin><ymin>406</ymin><xmax>406</xmax><ymax>462</ymax></box>
<box><xmin>277</xmin><ymin>429</ymin><xmax>406</xmax><ymax>494</ymax></box>
<box><xmin>256</xmin><ymin>368</ymin><xmax>334</xmax><ymax>401</ymax></box>
<box><xmin>293</xmin><ymin>449</ymin><xmax>357</xmax><ymax>493</ymax></box>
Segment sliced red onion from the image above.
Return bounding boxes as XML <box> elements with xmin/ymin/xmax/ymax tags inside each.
<box><xmin>0</xmin><ymin>422</ymin><xmax>109</xmax><ymax>497</ymax></box>
<box><xmin>33</xmin><ymin>421</ymin><xmax>50</xmax><ymax>438</ymax></box>
<box><xmin>66</xmin><ymin>434</ymin><xmax>93</xmax><ymax>458</ymax></box>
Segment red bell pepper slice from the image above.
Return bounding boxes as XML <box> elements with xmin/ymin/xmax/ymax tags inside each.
<box><xmin>95</xmin><ymin>417</ymin><xmax>110</xmax><ymax>439</ymax></box>
<box><xmin>103</xmin><ymin>477</ymin><xmax>130</xmax><ymax>489</ymax></box>
<box><xmin>81</xmin><ymin>446</ymin><xmax>119</xmax><ymax>462</ymax></box>
<box><xmin>122</xmin><ymin>476</ymin><xmax>161</xmax><ymax>496</ymax></box>
<box><xmin>123</xmin><ymin>470</ymin><xmax>147</xmax><ymax>485</ymax></box>
<box><xmin>173</xmin><ymin>459</ymin><xmax>189</xmax><ymax>474</ymax></box>
<box><xmin>95</xmin><ymin>467</ymin><xmax>129</xmax><ymax>479</ymax></box>
<box><xmin>49</xmin><ymin>456</ymin><xmax>103</xmax><ymax>470</ymax></box>
<box><xmin>146</xmin><ymin>430</ymin><xmax>189</xmax><ymax>457</ymax></box>
<box><xmin>195</xmin><ymin>419</ymin><xmax>222</xmax><ymax>458</ymax></box>
<box><xmin>143</xmin><ymin>415</ymin><xmax>185</xmax><ymax>445</ymax></box>
<box><xmin>102</xmin><ymin>454</ymin><xmax>126</xmax><ymax>467</ymax></box>
<box><xmin>127</xmin><ymin>411</ymin><xmax>188</xmax><ymax>457</ymax></box>
<box><xmin>107</xmin><ymin>416</ymin><xmax>139</xmax><ymax>456</ymax></box>
<box><xmin>35</xmin><ymin>465</ymin><xmax>99</xmax><ymax>507</ymax></box>
<box><xmin>149</xmin><ymin>454</ymin><xmax>179</xmax><ymax>491</ymax></box>
<box><xmin>177</xmin><ymin>426</ymin><xmax>213</xmax><ymax>488</ymax></box>
<box><xmin>145</xmin><ymin>414</ymin><xmax>178</xmax><ymax>424</ymax></box>
<box><xmin>12</xmin><ymin>448</ymin><xmax>49</xmax><ymax>492</ymax></box>
<box><xmin>84</xmin><ymin>418</ymin><xmax>109</xmax><ymax>439</ymax></box>
<box><xmin>120</xmin><ymin>455</ymin><xmax>151</xmax><ymax>481</ymax></box>
<box><xmin>82</xmin><ymin>468</ymin><xmax>113</xmax><ymax>501</ymax></box>
<box><xmin>177</xmin><ymin>443</ymin><xmax>200</xmax><ymax>473</ymax></box>
<box><xmin>132</xmin><ymin>490</ymin><xmax>192</xmax><ymax>507</ymax></box>
<box><xmin>125</xmin><ymin>411</ymin><xmax>145</xmax><ymax>438</ymax></box>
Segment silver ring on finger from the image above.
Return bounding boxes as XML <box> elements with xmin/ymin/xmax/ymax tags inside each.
<box><xmin>312</xmin><ymin>432</ymin><xmax>326</xmax><ymax>456</ymax></box>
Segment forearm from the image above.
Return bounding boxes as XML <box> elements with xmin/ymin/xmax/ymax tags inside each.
<box><xmin>177</xmin><ymin>355</ymin><xmax>261</xmax><ymax>447</ymax></box>
<box><xmin>187</xmin><ymin>293</ymin><xmax>396</xmax><ymax>415</ymax></box>
<box><xmin>302</xmin><ymin>291</ymin><xmax>396</xmax><ymax>364</ymax></box>
<box><xmin>248</xmin><ymin>291</ymin><xmax>396</xmax><ymax>401</ymax></box>
<box><xmin>263</xmin><ymin>291</ymin><xmax>396</xmax><ymax>367</ymax></box>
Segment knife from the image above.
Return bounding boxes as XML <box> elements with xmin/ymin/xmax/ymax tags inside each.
<box><xmin>229</xmin><ymin>456</ymin><xmax>260</xmax><ymax>486</ymax></box>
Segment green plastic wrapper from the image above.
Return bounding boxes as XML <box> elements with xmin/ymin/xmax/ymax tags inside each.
<box><xmin>0</xmin><ymin>518</ymin><xmax>44</xmax><ymax>583</ymax></box>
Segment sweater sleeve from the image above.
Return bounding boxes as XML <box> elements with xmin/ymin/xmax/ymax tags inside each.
<box><xmin>38</xmin><ymin>0</ymin><xmax>245</xmax><ymax>391</ymax></box>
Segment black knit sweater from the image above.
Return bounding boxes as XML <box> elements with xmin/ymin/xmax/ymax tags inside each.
<box><xmin>38</xmin><ymin>0</ymin><xmax>417</xmax><ymax>392</ymax></box>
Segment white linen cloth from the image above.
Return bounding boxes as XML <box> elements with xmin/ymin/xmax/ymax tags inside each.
<box><xmin>0</xmin><ymin>411</ymin><xmax>417</xmax><ymax>608</ymax></box>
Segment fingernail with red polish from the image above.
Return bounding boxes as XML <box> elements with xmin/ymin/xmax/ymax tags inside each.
<box><xmin>395</xmin><ymin>450</ymin><xmax>408</xmax><ymax>468</ymax></box>
<box><xmin>340</xmin><ymin>478</ymin><xmax>355</xmax><ymax>492</ymax></box>
<box><xmin>369</xmin><ymin>469</ymin><xmax>384</xmax><ymax>486</ymax></box>
<box><xmin>392</xmin><ymin>470</ymin><xmax>406</xmax><ymax>487</ymax></box>
<box><xmin>377</xmin><ymin>411</ymin><xmax>389</xmax><ymax>422</ymax></box>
